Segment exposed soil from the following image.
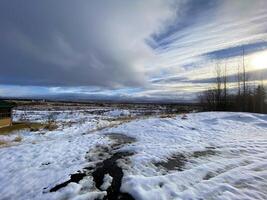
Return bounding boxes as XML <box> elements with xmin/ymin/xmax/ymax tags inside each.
<box><xmin>155</xmin><ymin>153</ymin><xmax>187</xmax><ymax>171</ymax></box>
<box><xmin>192</xmin><ymin>149</ymin><xmax>217</xmax><ymax>158</ymax></box>
<box><xmin>154</xmin><ymin>148</ymin><xmax>217</xmax><ymax>171</ymax></box>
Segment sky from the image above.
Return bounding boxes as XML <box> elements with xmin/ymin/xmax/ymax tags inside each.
<box><xmin>0</xmin><ymin>0</ymin><xmax>267</xmax><ymax>102</ymax></box>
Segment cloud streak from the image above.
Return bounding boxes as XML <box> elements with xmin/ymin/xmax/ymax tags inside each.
<box><xmin>1</xmin><ymin>0</ymin><xmax>267</xmax><ymax>101</ymax></box>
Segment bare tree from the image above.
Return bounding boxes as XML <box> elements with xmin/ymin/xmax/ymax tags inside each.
<box><xmin>223</xmin><ymin>62</ymin><xmax>227</xmax><ymax>108</ymax></box>
<box><xmin>242</xmin><ymin>46</ymin><xmax>247</xmax><ymax>111</ymax></box>
<box><xmin>237</xmin><ymin>64</ymin><xmax>241</xmax><ymax>97</ymax></box>
<box><xmin>199</xmin><ymin>89</ymin><xmax>216</xmax><ymax>110</ymax></box>
<box><xmin>199</xmin><ymin>46</ymin><xmax>266</xmax><ymax>113</ymax></box>
<box><xmin>215</xmin><ymin>62</ymin><xmax>222</xmax><ymax>110</ymax></box>
<box><xmin>242</xmin><ymin>46</ymin><xmax>246</xmax><ymax>95</ymax></box>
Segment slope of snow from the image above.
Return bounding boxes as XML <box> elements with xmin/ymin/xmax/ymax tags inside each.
<box><xmin>104</xmin><ymin>109</ymin><xmax>131</xmax><ymax>117</ymax></box>
<box><xmin>106</xmin><ymin>112</ymin><xmax>267</xmax><ymax>200</ymax></box>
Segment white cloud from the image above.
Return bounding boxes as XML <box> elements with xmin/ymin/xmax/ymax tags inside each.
<box><xmin>154</xmin><ymin>0</ymin><xmax>267</xmax><ymax>76</ymax></box>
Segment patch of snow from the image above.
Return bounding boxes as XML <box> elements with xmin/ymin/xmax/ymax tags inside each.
<box><xmin>100</xmin><ymin>174</ymin><xmax>113</xmax><ymax>191</ymax></box>
<box><xmin>0</xmin><ymin>132</ymin><xmax>109</xmax><ymax>200</ymax></box>
<box><xmin>105</xmin><ymin>109</ymin><xmax>131</xmax><ymax>117</ymax></box>
<box><xmin>0</xmin><ymin>108</ymin><xmax>119</xmax><ymax>200</ymax></box>
<box><xmin>106</xmin><ymin>112</ymin><xmax>267</xmax><ymax>200</ymax></box>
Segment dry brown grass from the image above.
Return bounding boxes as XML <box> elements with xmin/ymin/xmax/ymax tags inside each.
<box><xmin>0</xmin><ymin>140</ymin><xmax>8</xmax><ymax>146</ymax></box>
<box><xmin>0</xmin><ymin>136</ymin><xmax>23</xmax><ymax>148</ymax></box>
<box><xmin>159</xmin><ymin>114</ymin><xmax>176</xmax><ymax>118</ymax></box>
<box><xmin>89</xmin><ymin>116</ymin><xmax>140</xmax><ymax>134</ymax></box>
<box><xmin>43</xmin><ymin>123</ymin><xmax>58</xmax><ymax>131</ymax></box>
<box><xmin>0</xmin><ymin>122</ymin><xmax>46</xmax><ymax>135</ymax></box>
<box><xmin>13</xmin><ymin>136</ymin><xmax>22</xmax><ymax>142</ymax></box>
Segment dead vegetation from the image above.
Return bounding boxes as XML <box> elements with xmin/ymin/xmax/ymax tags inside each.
<box><xmin>0</xmin><ymin>140</ymin><xmax>8</xmax><ymax>146</ymax></box>
<box><xmin>43</xmin><ymin>123</ymin><xmax>58</xmax><ymax>131</ymax></box>
<box><xmin>13</xmin><ymin>136</ymin><xmax>22</xmax><ymax>142</ymax></box>
<box><xmin>159</xmin><ymin>114</ymin><xmax>176</xmax><ymax>118</ymax></box>
<box><xmin>87</xmin><ymin>116</ymin><xmax>139</xmax><ymax>134</ymax></box>
<box><xmin>0</xmin><ymin>136</ymin><xmax>23</xmax><ymax>148</ymax></box>
<box><xmin>43</xmin><ymin>113</ymin><xmax>58</xmax><ymax>131</ymax></box>
<box><xmin>0</xmin><ymin>122</ymin><xmax>43</xmax><ymax>135</ymax></box>
<box><xmin>0</xmin><ymin>122</ymin><xmax>57</xmax><ymax>135</ymax></box>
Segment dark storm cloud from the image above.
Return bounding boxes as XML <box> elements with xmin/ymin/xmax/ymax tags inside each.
<box><xmin>0</xmin><ymin>0</ymin><xmax>176</xmax><ymax>87</ymax></box>
<box><xmin>151</xmin><ymin>0</ymin><xmax>220</xmax><ymax>49</ymax></box>
<box><xmin>203</xmin><ymin>41</ymin><xmax>267</xmax><ymax>60</ymax></box>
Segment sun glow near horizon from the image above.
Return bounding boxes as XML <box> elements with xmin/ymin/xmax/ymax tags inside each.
<box><xmin>249</xmin><ymin>50</ymin><xmax>267</xmax><ymax>70</ymax></box>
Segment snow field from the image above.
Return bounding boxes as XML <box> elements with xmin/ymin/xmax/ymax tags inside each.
<box><xmin>106</xmin><ymin>112</ymin><xmax>267</xmax><ymax>200</ymax></box>
<box><xmin>1</xmin><ymin>110</ymin><xmax>266</xmax><ymax>200</ymax></box>
<box><xmin>0</xmin><ymin>108</ymin><xmax>123</xmax><ymax>200</ymax></box>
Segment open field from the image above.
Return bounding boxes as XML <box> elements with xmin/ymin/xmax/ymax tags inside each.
<box><xmin>0</xmin><ymin>103</ymin><xmax>266</xmax><ymax>200</ymax></box>
<box><xmin>0</xmin><ymin>122</ymin><xmax>46</xmax><ymax>135</ymax></box>
<box><xmin>2</xmin><ymin>1</ymin><xmax>267</xmax><ymax>199</ymax></box>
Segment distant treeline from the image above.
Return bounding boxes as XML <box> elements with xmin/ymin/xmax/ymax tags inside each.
<box><xmin>199</xmin><ymin>48</ymin><xmax>267</xmax><ymax>113</ymax></box>
<box><xmin>199</xmin><ymin>84</ymin><xmax>266</xmax><ymax>113</ymax></box>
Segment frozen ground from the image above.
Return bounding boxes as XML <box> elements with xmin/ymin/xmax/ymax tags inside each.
<box><xmin>107</xmin><ymin>112</ymin><xmax>267</xmax><ymax>200</ymax></box>
<box><xmin>0</xmin><ymin>108</ymin><xmax>266</xmax><ymax>200</ymax></box>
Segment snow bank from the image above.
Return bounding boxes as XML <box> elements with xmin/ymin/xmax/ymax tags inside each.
<box><xmin>105</xmin><ymin>109</ymin><xmax>131</xmax><ymax>117</ymax></box>
<box><xmin>13</xmin><ymin>109</ymin><xmax>99</xmax><ymax>123</ymax></box>
<box><xmin>106</xmin><ymin>112</ymin><xmax>267</xmax><ymax>200</ymax></box>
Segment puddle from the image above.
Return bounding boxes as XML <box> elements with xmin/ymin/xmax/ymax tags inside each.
<box><xmin>92</xmin><ymin>151</ymin><xmax>134</xmax><ymax>200</ymax></box>
<box><xmin>91</xmin><ymin>133</ymin><xmax>135</xmax><ymax>200</ymax></box>
<box><xmin>50</xmin><ymin>172</ymin><xmax>86</xmax><ymax>192</ymax></box>
<box><xmin>47</xmin><ymin>133</ymin><xmax>135</xmax><ymax>200</ymax></box>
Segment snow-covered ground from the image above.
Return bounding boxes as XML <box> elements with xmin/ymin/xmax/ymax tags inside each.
<box><xmin>106</xmin><ymin>112</ymin><xmax>267</xmax><ymax>200</ymax></box>
<box><xmin>0</xmin><ymin>109</ymin><xmax>266</xmax><ymax>200</ymax></box>
<box><xmin>0</xmin><ymin>108</ymin><xmax>133</xmax><ymax>200</ymax></box>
